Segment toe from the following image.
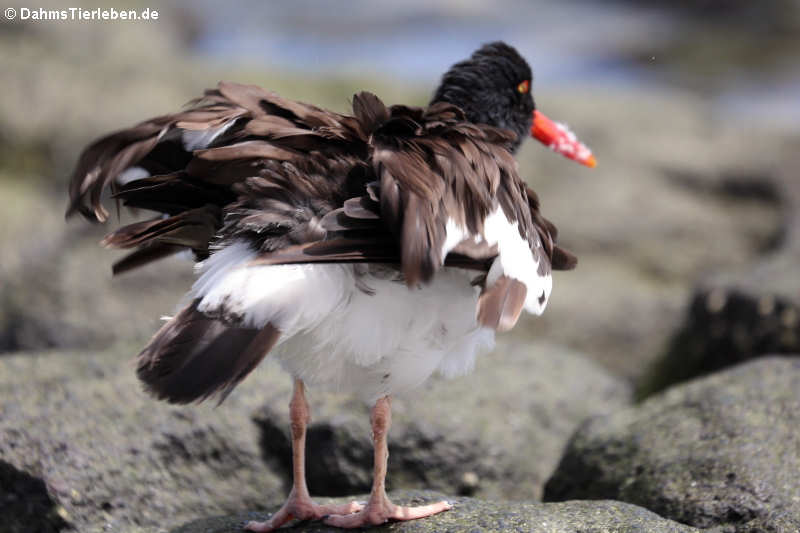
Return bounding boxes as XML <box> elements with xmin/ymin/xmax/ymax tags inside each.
<box><xmin>322</xmin><ymin>499</ymin><xmax>451</xmax><ymax>528</ymax></box>
<box><xmin>389</xmin><ymin>500</ymin><xmax>452</xmax><ymax>520</ymax></box>
<box><xmin>243</xmin><ymin>505</ymin><xmax>291</xmax><ymax>532</ymax></box>
<box><xmin>319</xmin><ymin>500</ymin><xmax>364</xmax><ymax>516</ymax></box>
<box><xmin>243</xmin><ymin>520</ymin><xmax>272</xmax><ymax>532</ymax></box>
<box><xmin>291</xmin><ymin>500</ymin><xmax>363</xmax><ymax>521</ymax></box>
<box><xmin>323</xmin><ymin>511</ymin><xmax>381</xmax><ymax>529</ymax></box>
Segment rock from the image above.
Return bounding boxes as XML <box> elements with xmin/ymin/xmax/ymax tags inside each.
<box><xmin>728</xmin><ymin>510</ymin><xmax>800</xmax><ymax>533</ymax></box>
<box><xmin>252</xmin><ymin>339</ymin><xmax>631</xmax><ymax>501</ymax></box>
<box><xmin>639</xmin><ymin>147</ymin><xmax>800</xmax><ymax>397</ymax></box>
<box><xmin>544</xmin><ymin>357</ymin><xmax>800</xmax><ymax>532</ymax></box>
<box><xmin>170</xmin><ymin>489</ymin><xmax>700</xmax><ymax>533</ymax></box>
<box><xmin>0</xmin><ymin>346</ymin><xmax>284</xmax><ymax>532</ymax></box>
<box><xmin>0</xmin><ymin>336</ymin><xmax>629</xmax><ymax>531</ymax></box>
<box><xmin>0</xmin><ymin>460</ymin><xmax>70</xmax><ymax>533</ymax></box>
<box><xmin>639</xmin><ymin>286</ymin><xmax>800</xmax><ymax>397</ymax></box>
<box><xmin>0</xmin><ymin>178</ymin><xmax>197</xmax><ymax>354</ymax></box>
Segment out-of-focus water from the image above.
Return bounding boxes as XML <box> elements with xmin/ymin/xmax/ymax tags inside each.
<box><xmin>181</xmin><ymin>0</ymin><xmax>800</xmax><ymax>131</ymax></box>
<box><xmin>184</xmin><ymin>0</ymin><xmax>671</xmax><ymax>82</ymax></box>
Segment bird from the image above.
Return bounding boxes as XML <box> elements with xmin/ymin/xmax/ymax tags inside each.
<box><xmin>66</xmin><ymin>41</ymin><xmax>595</xmax><ymax>531</ymax></box>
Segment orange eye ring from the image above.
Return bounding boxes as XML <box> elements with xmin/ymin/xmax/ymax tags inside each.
<box><xmin>517</xmin><ymin>80</ymin><xmax>530</xmax><ymax>94</ymax></box>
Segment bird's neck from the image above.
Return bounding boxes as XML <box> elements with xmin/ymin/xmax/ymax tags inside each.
<box><xmin>431</xmin><ymin>85</ymin><xmax>527</xmax><ymax>154</ymax></box>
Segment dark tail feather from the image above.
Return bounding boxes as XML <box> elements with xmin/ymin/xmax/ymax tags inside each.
<box><xmin>101</xmin><ymin>205</ymin><xmax>220</xmax><ymax>250</ymax></box>
<box><xmin>112</xmin><ymin>243</ymin><xmax>184</xmax><ymax>275</ymax></box>
<box><xmin>551</xmin><ymin>245</ymin><xmax>578</xmax><ymax>271</ymax></box>
<box><xmin>136</xmin><ymin>300</ymin><xmax>281</xmax><ymax>404</ymax></box>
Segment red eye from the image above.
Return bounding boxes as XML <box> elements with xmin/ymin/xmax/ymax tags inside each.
<box><xmin>517</xmin><ymin>80</ymin><xmax>530</xmax><ymax>94</ymax></box>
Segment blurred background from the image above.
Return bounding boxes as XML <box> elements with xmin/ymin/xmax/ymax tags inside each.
<box><xmin>1</xmin><ymin>0</ymin><xmax>799</xmax><ymax>531</ymax></box>
<box><xmin>3</xmin><ymin>0</ymin><xmax>798</xmax><ymax>377</ymax></box>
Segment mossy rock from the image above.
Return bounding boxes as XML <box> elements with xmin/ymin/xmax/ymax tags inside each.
<box><xmin>545</xmin><ymin>357</ymin><xmax>800</xmax><ymax>532</ymax></box>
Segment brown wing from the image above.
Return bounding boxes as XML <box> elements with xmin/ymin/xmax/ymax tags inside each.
<box><xmin>366</xmin><ymin>98</ymin><xmax>554</xmax><ymax>285</ymax></box>
<box><xmin>68</xmin><ymin>84</ymin><xmax>569</xmax><ymax>279</ymax></box>
<box><xmin>242</xmin><ymin>93</ymin><xmax>574</xmax><ymax>282</ymax></box>
<box><xmin>524</xmin><ymin>184</ymin><xmax>577</xmax><ymax>271</ymax></box>
<box><xmin>67</xmin><ymin>81</ymin><xmax>369</xmax><ymax>272</ymax></box>
<box><xmin>68</xmin><ymin>83</ymin><xmax>377</xmax><ymax>403</ymax></box>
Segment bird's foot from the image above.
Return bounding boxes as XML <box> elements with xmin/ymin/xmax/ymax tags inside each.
<box><xmin>323</xmin><ymin>496</ymin><xmax>451</xmax><ymax>528</ymax></box>
<box><xmin>244</xmin><ymin>495</ymin><xmax>363</xmax><ymax>532</ymax></box>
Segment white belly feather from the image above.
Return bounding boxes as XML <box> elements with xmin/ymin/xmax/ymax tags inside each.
<box><xmin>190</xmin><ymin>201</ymin><xmax>553</xmax><ymax>402</ymax></box>
<box><xmin>192</xmin><ymin>241</ymin><xmax>495</xmax><ymax>402</ymax></box>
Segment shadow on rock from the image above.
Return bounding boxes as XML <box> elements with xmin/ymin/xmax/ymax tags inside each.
<box><xmin>0</xmin><ymin>460</ymin><xmax>70</xmax><ymax>533</ymax></box>
<box><xmin>639</xmin><ymin>287</ymin><xmax>800</xmax><ymax>397</ymax></box>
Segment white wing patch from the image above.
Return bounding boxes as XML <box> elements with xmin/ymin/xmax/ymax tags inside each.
<box><xmin>443</xmin><ymin>206</ymin><xmax>552</xmax><ymax>316</ymax></box>
<box><xmin>441</xmin><ymin>218</ymin><xmax>484</xmax><ymax>258</ymax></box>
<box><xmin>192</xmin><ymin>241</ymin><xmax>351</xmax><ymax>334</ymax></box>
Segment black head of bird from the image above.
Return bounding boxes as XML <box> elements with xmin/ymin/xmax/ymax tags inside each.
<box><xmin>433</xmin><ymin>41</ymin><xmax>595</xmax><ymax>167</ymax></box>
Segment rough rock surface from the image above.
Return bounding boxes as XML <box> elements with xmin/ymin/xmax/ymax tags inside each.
<box><xmin>170</xmin><ymin>490</ymin><xmax>700</xmax><ymax>533</ymax></box>
<box><xmin>3</xmin><ymin>10</ymin><xmax>799</xmax><ymax>533</ymax></box>
<box><xmin>0</xmin><ymin>346</ymin><xmax>284</xmax><ymax>533</ymax></box>
<box><xmin>640</xmin><ymin>285</ymin><xmax>800</xmax><ymax>397</ymax></box>
<box><xmin>0</xmin><ymin>338</ymin><xmax>630</xmax><ymax>532</ymax></box>
<box><xmin>252</xmin><ymin>339</ymin><xmax>631</xmax><ymax>501</ymax></box>
<box><xmin>544</xmin><ymin>357</ymin><xmax>800</xmax><ymax>532</ymax></box>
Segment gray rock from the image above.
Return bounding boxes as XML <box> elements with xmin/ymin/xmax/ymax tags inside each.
<box><xmin>0</xmin><ymin>346</ymin><xmax>284</xmax><ymax>532</ymax></box>
<box><xmin>639</xmin><ymin>150</ymin><xmax>800</xmax><ymax>397</ymax></box>
<box><xmin>544</xmin><ymin>357</ymin><xmax>800</xmax><ymax>532</ymax></box>
<box><xmin>170</xmin><ymin>490</ymin><xmax>700</xmax><ymax>533</ymax></box>
<box><xmin>717</xmin><ymin>510</ymin><xmax>800</xmax><ymax>533</ymax></box>
<box><xmin>252</xmin><ymin>339</ymin><xmax>631</xmax><ymax>501</ymax></box>
<box><xmin>639</xmin><ymin>285</ymin><xmax>800</xmax><ymax>397</ymax></box>
<box><xmin>0</xmin><ymin>337</ymin><xmax>629</xmax><ymax>532</ymax></box>
<box><xmin>0</xmin><ymin>459</ymin><xmax>70</xmax><ymax>533</ymax></box>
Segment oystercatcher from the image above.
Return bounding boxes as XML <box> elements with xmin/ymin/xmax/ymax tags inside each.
<box><xmin>67</xmin><ymin>42</ymin><xmax>594</xmax><ymax>530</ymax></box>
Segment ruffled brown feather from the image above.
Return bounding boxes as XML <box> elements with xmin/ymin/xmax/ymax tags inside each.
<box><xmin>68</xmin><ymin>82</ymin><xmax>575</xmax><ymax>337</ymax></box>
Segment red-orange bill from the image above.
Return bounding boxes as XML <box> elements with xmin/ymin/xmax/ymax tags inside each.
<box><xmin>531</xmin><ymin>110</ymin><xmax>596</xmax><ymax>168</ymax></box>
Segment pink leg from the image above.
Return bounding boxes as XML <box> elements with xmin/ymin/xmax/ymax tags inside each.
<box><xmin>323</xmin><ymin>396</ymin><xmax>451</xmax><ymax>528</ymax></box>
<box><xmin>245</xmin><ymin>380</ymin><xmax>362</xmax><ymax>532</ymax></box>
